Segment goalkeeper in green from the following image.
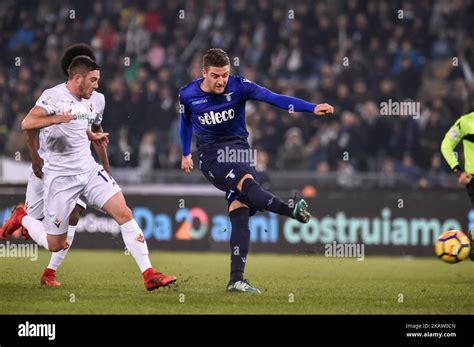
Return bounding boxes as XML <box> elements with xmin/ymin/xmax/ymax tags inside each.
<box><xmin>441</xmin><ymin>111</ymin><xmax>474</xmax><ymax>260</ymax></box>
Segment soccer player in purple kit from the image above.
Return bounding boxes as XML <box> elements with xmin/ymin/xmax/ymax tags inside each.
<box><xmin>179</xmin><ymin>48</ymin><xmax>334</xmax><ymax>293</ymax></box>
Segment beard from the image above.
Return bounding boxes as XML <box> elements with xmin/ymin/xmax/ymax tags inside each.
<box><xmin>78</xmin><ymin>83</ymin><xmax>92</xmax><ymax>99</ymax></box>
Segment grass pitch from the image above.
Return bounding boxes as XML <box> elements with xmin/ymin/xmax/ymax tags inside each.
<box><xmin>0</xmin><ymin>249</ymin><xmax>473</xmax><ymax>314</ymax></box>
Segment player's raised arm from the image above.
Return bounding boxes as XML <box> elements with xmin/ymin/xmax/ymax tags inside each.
<box><xmin>242</xmin><ymin>78</ymin><xmax>334</xmax><ymax>116</ymax></box>
<box><xmin>22</xmin><ymin>106</ymin><xmax>74</xmax><ymax>130</ymax></box>
<box><xmin>179</xmin><ymin>93</ymin><xmax>194</xmax><ymax>173</ymax></box>
<box><xmin>441</xmin><ymin>117</ymin><xmax>471</xmax><ymax>185</ymax></box>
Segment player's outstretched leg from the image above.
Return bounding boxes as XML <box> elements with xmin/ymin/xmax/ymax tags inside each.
<box><xmin>102</xmin><ymin>192</ymin><xmax>177</xmax><ymax>291</ymax></box>
<box><xmin>225</xmin><ymin>202</ymin><xmax>261</xmax><ymax>294</ymax></box>
<box><xmin>237</xmin><ymin>174</ymin><xmax>311</xmax><ymax>223</ymax></box>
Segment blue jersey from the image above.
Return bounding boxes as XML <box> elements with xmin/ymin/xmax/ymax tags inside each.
<box><xmin>179</xmin><ymin>75</ymin><xmax>316</xmax><ymax>155</ymax></box>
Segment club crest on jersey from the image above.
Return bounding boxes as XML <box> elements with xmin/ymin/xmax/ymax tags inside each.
<box><xmin>53</xmin><ymin>216</ymin><xmax>61</xmax><ymax>228</ymax></box>
<box><xmin>224</xmin><ymin>92</ymin><xmax>234</xmax><ymax>102</ymax></box>
<box><xmin>225</xmin><ymin>169</ymin><xmax>235</xmax><ymax>179</ymax></box>
<box><xmin>89</xmin><ymin>103</ymin><xmax>94</xmax><ymax>113</ymax></box>
<box><xmin>198</xmin><ymin>108</ymin><xmax>235</xmax><ymax>125</ymax></box>
<box><xmin>135</xmin><ymin>233</ymin><xmax>145</xmax><ymax>243</ymax></box>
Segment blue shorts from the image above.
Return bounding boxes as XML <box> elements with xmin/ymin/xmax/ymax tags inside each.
<box><xmin>198</xmin><ymin>145</ymin><xmax>262</xmax><ymax>216</ymax></box>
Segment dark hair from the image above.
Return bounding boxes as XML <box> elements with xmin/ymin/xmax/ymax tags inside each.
<box><xmin>68</xmin><ymin>55</ymin><xmax>100</xmax><ymax>78</ymax></box>
<box><xmin>61</xmin><ymin>43</ymin><xmax>96</xmax><ymax>77</ymax></box>
<box><xmin>203</xmin><ymin>48</ymin><xmax>230</xmax><ymax>69</ymax></box>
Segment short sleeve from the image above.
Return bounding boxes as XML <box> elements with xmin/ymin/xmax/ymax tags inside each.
<box><xmin>35</xmin><ymin>90</ymin><xmax>59</xmax><ymax>115</ymax></box>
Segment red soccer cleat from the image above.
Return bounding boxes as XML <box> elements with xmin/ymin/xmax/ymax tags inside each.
<box><xmin>41</xmin><ymin>268</ymin><xmax>61</xmax><ymax>287</ymax></box>
<box><xmin>143</xmin><ymin>268</ymin><xmax>177</xmax><ymax>291</ymax></box>
<box><xmin>0</xmin><ymin>204</ymin><xmax>27</xmax><ymax>241</ymax></box>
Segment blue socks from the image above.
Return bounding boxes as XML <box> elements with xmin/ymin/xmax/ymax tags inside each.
<box><xmin>240</xmin><ymin>178</ymin><xmax>293</xmax><ymax>217</ymax></box>
<box><xmin>229</xmin><ymin>207</ymin><xmax>250</xmax><ymax>282</ymax></box>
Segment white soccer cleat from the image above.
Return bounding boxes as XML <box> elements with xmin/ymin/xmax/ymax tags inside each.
<box><xmin>226</xmin><ymin>279</ymin><xmax>262</xmax><ymax>294</ymax></box>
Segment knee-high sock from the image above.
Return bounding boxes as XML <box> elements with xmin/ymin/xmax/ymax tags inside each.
<box><xmin>240</xmin><ymin>178</ymin><xmax>293</xmax><ymax>217</ymax></box>
<box><xmin>229</xmin><ymin>207</ymin><xmax>250</xmax><ymax>282</ymax></box>
<box><xmin>120</xmin><ymin>219</ymin><xmax>152</xmax><ymax>273</ymax></box>
<box><xmin>22</xmin><ymin>215</ymin><xmax>49</xmax><ymax>250</ymax></box>
<box><xmin>47</xmin><ymin>225</ymin><xmax>76</xmax><ymax>270</ymax></box>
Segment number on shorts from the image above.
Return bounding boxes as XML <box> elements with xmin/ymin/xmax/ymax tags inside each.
<box><xmin>98</xmin><ymin>169</ymin><xmax>112</xmax><ymax>183</ymax></box>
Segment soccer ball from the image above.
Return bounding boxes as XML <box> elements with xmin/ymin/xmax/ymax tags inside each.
<box><xmin>435</xmin><ymin>230</ymin><xmax>471</xmax><ymax>264</ymax></box>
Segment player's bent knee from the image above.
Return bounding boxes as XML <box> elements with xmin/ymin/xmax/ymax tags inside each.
<box><xmin>48</xmin><ymin>242</ymin><xmax>67</xmax><ymax>252</ymax></box>
<box><xmin>116</xmin><ymin>207</ymin><xmax>133</xmax><ymax>224</ymax></box>
<box><xmin>123</xmin><ymin>207</ymin><xmax>134</xmax><ymax>222</ymax></box>
<box><xmin>47</xmin><ymin>234</ymin><xmax>68</xmax><ymax>252</ymax></box>
<box><xmin>236</xmin><ymin>174</ymin><xmax>254</xmax><ymax>192</ymax></box>
<box><xmin>48</xmin><ymin>245</ymin><xmax>62</xmax><ymax>253</ymax></box>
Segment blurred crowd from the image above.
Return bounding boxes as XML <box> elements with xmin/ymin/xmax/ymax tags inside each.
<box><xmin>0</xmin><ymin>0</ymin><xmax>473</xmax><ymax>180</ymax></box>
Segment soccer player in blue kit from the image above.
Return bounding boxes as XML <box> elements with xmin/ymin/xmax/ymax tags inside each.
<box><xmin>179</xmin><ymin>48</ymin><xmax>334</xmax><ymax>293</ymax></box>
